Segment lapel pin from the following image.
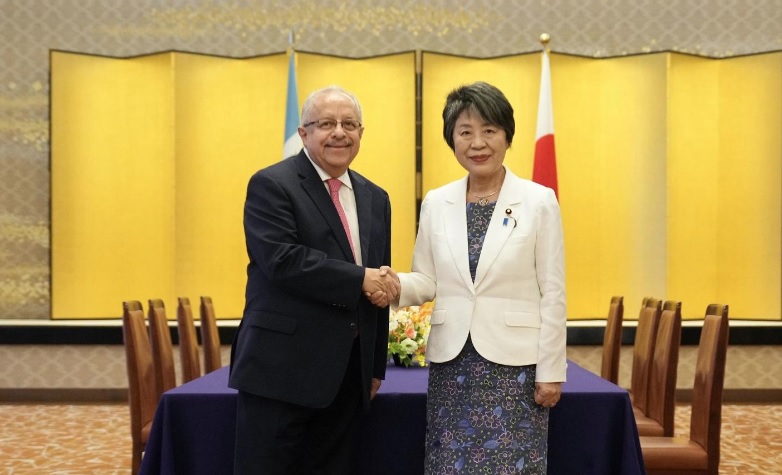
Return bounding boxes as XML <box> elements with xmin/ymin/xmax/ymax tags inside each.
<box><xmin>503</xmin><ymin>208</ymin><xmax>517</xmax><ymax>228</ymax></box>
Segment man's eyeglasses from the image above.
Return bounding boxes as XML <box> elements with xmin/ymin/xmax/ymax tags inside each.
<box><xmin>302</xmin><ymin>119</ymin><xmax>362</xmax><ymax>132</ymax></box>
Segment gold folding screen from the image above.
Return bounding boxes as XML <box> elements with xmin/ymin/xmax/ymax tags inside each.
<box><xmin>52</xmin><ymin>50</ymin><xmax>781</xmax><ymax>320</ymax></box>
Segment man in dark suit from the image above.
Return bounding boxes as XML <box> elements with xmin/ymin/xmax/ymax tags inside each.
<box><xmin>229</xmin><ymin>85</ymin><xmax>398</xmax><ymax>474</ymax></box>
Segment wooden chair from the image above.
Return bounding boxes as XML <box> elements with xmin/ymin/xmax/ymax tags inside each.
<box><xmin>177</xmin><ymin>297</ymin><xmax>202</xmax><ymax>383</ymax></box>
<box><xmin>122</xmin><ymin>300</ymin><xmax>157</xmax><ymax>475</ymax></box>
<box><xmin>631</xmin><ymin>297</ymin><xmax>662</xmax><ymax>417</ymax></box>
<box><xmin>200</xmin><ymin>296</ymin><xmax>223</xmax><ymax>373</ymax></box>
<box><xmin>636</xmin><ymin>300</ymin><xmax>682</xmax><ymax>437</ymax></box>
<box><xmin>640</xmin><ymin>305</ymin><xmax>729</xmax><ymax>474</ymax></box>
<box><xmin>600</xmin><ymin>295</ymin><xmax>624</xmax><ymax>384</ymax></box>
<box><xmin>148</xmin><ymin>298</ymin><xmax>177</xmax><ymax>399</ymax></box>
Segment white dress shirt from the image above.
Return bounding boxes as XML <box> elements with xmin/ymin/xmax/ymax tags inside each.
<box><xmin>304</xmin><ymin>153</ymin><xmax>362</xmax><ymax>265</ymax></box>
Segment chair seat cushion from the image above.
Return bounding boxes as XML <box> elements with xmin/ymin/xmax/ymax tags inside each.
<box><xmin>635</xmin><ymin>414</ymin><xmax>664</xmax><ymax>437</ymax></box>
<box><xmin>633</xmin><ymin>405</ymin><xmax>645</xmax><ymax>418</ymax></box>
<box><xmin>640</xmin><ymin>436</ymin><xmax>708</xmax><ymax>470</ymax></box>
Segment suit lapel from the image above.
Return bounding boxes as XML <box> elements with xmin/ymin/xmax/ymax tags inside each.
<box><xmin>444</xmin><ymin>178</ymin><xmax>474</xmax><ymax>291</ymax></box>
<box><xmin>350</xmin><ymin>170</ymin><xmax>371</xmax><ymax>265</ymax></box>
<box><xmin>296</xmin><ymin>153</ymin><xmax>356</xmax><ymax>262</ymax></box>
<box><xmin>473</xmin><ymin>169</ymin><xmax>523</xmax><ymax>288</ymax></box>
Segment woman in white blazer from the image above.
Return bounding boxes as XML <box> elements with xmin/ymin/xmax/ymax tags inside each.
<box><xmin>390</xmin><ymin>82</ymin><xmax>567</xmax><ymax>474</ymax></box>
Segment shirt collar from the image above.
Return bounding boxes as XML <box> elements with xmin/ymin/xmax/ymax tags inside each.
<box><xmin>303</xmin><ymin>149</ymin><xmax>353</xmax><ymax>190</ymax></box>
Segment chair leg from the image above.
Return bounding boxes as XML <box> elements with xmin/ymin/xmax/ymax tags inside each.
<box><xmin>132</xmin><ymin>443</ymin><xmax>141</xmax><ymax>475</ymax></box>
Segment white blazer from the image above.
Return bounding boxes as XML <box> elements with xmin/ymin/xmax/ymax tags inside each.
<box><xmin>398</xmin><ymin>167</ymin><xmax>567</xmax><ymax>382</ymax></box>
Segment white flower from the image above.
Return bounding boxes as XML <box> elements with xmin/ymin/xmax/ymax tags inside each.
<box><xmin>399</xmin><ymin>338</ymin><xmax>419</xmax><ymax>354</ymax></box>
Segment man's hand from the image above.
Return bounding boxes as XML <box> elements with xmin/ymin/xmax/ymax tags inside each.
<box><xmin>362</xmin><ymin>266</ymin><xmax>400</xmax><ymax>307</ymax></box>
<box><xmin>370</xmin><ymin>378</ymin><xmax>382</xmax><ymax>400</ymax></box>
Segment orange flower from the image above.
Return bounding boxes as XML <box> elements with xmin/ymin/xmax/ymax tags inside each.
<box><xmin>404</xmin><ymin>322</ymin><xmax>416</xmax><ymax>339</ymax></box>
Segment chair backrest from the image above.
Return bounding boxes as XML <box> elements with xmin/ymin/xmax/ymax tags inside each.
<box><xmin>200</xmin><ymin>296</ymin><xmax>223</xmax><ymax>373</ymax></box>
<box><xmin>600</xmin><ymin>295</ymin><xmax>624</xmax><ymax>384</ymax></box>
<box><xmin>690</xmin><ymin>306</ymin><xmax>729</xmax><ymax>473</ymax></box>
<box><xmin>177</xmin><ymin>297</ymin><xmax>201</xmax><ymax>383</ymax></box>
<box><xmin>705</xmin><ymin>303</ymin><xmax>727</xmax><ymax>318</ymax></box>
<box><xmin>631</xmin><ymin>297</ymin><xmax>661</xmax><ymax>413</ymax></box>
<box><xmin>645</xmin><ymin>300</ymin><xmax>682</xmax><ymax>436</ymax></box>
<box><xmin>640</xmin><ymin>296</ymin><xmax>652</xmax><ymax>315</ymax></box>
<box><xmin>122</xmin><ymin>300</ymin><xmax>157</xmax><ymax>475</ymax></box>
<box><xmin>148</xmin><ymin>298</ymin><xmax>177</xmax><ymax>399</ymax></box>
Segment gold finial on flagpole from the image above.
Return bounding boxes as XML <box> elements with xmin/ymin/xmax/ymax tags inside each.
<box><xmin>539</xmin><ymin>33</ymin><xmax>551</xmax><ymax>52</ymax></box>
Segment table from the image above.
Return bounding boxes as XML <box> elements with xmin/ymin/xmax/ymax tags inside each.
<box><xmin>140</xmin><ymin>361</ymin><xmax>645</xmax><ymax>474</ymax></box>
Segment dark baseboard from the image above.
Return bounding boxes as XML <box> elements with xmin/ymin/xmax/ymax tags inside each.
<box><xmin>2</xmin><ymin>321</ymin><xmax>781</xmax><ymax>345</ymax></box>
<box><xmin>676</xmin><ymin>388</ymin><xmax>782</xmax><ymax>404</ymax></box>
<box><xmin>0</xmin><ymin>388</ymin><xmax>128</xmax><ymax>403</ymax></box>
<box><xmin>0</xmin><ymin>322</ymin><xmax>240</xmax><ymax>345</ymax></box>
<box><xmin>568</xmin><ymin>325</ymin><xmax>782</xmax><ymax>346</ymax></box>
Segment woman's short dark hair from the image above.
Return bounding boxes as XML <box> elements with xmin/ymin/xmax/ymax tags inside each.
<box><xmin>442</xmin><ymin>82</ymin><xmax>515</xmax><ymax>150</ymax></box>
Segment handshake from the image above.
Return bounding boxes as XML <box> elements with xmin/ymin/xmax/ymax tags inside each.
<box><xmin>362</xmin><ymin>266</ymin><xmax>400</xmax><ymax>308</ymax></box>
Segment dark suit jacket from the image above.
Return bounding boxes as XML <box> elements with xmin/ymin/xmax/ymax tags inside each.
<box><xmin>228</xmin><ymin>151</ymin><xmax>391</xmax><ymax>411</ymax></box>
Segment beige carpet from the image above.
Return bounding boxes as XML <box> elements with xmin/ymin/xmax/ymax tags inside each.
<box><xmin>0</xmin><ymin>403</ymin><xmax>780</xmax><ymax>474</ymax></box>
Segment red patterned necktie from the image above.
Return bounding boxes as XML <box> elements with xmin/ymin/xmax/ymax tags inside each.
<box><xmin>326</xmin><ymin>178</ymin><xmax>356</xmax><ymax>260</ymax></box>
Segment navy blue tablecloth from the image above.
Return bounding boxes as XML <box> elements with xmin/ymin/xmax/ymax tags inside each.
<box><xmin>140</xmin><ymin>361</ymin><xmax>644</xmax><ymax>474</ymax></box>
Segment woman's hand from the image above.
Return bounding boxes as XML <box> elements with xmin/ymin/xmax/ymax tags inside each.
<box><xmin>534</xmin><ymin>382</ymin><xmax>562</xmax><ymax>408</ymax></box>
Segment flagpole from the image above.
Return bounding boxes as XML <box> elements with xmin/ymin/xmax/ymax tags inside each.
<box><xmin>532</xmin><ymin>32</ymin><xmax>559</xmax><ymax>200</ymax></box>
<box><xmin>414</xmin><ymin>50</ymin><xmax>423</xmax><ymax>227</ymax></box>
<box><xmin>283</xmin><ymin>29</ymin><xmax>303</xmax><ymax>159</ymax></box>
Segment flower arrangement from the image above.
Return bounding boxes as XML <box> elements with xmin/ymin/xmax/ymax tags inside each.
<box><xmin>388</xmin><ymin>301</ymin><xmax>433</xmax><ymax>367</ymax></box>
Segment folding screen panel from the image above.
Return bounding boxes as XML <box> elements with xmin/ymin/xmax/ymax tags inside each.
<box><xmin>667</xmin><ymin>52</ymin><xmax>782</xmax><ymax>319</ymax></box>
<box><xmin>295</xmin><ymin>52</ymin><xmax>417</xmax><ymax>274</ymax></box>
<box><xmin>171</xmin><ymin>53</ymin><xmax>287</xmax><ymax>320</ymax></box>
<box><xmin>557</xmin><ymin>54</ymin><xmax>669</xmax><ymax>320</ymax></box>
<box><xmin>713</xmin><ymin>53</ymin><xmax>781</xmax><ymax>319</ymax></box>
<box><xmin>51</xmin><ymin>52</ymin><xmax>177</xmax><ymax>319</ymax></box>
<box><xmin>420</xmin><ymin>53</ymin><xmax>540</xmax><ymax>192</ymax></box>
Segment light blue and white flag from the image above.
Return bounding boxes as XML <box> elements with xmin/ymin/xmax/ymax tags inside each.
<box><xmin>283</xmin><ymin>50</ymin><xmax>303</xmax><ymax>158</ymax></box>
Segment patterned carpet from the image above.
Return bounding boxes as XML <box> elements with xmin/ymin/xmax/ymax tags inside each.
<box><xmin>0</xmin><ymin>403</ymin><xmax>780</xmax><ymax>474</ymax></box>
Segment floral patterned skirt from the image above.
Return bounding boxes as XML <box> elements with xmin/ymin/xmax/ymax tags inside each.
<box><xmin>424</xmin><ymin>337</ymin><xmax>549</xmax><ymax>475</ymax></box>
